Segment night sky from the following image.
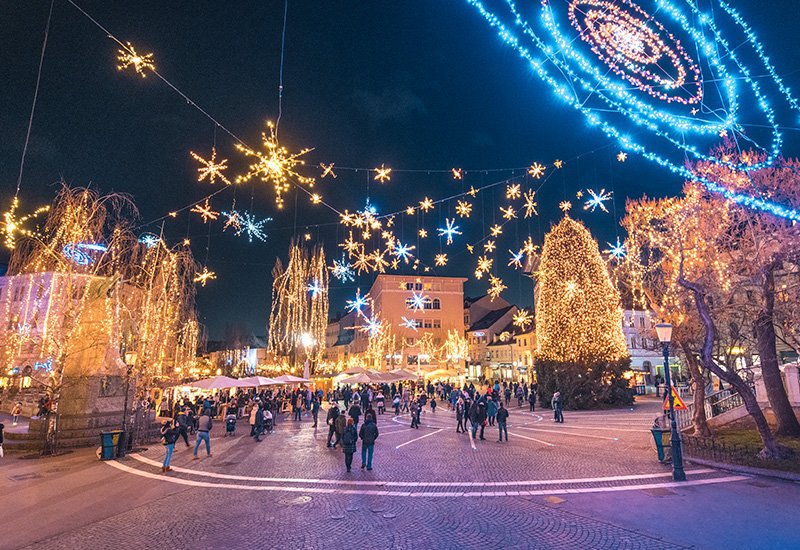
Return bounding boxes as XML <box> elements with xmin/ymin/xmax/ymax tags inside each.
<box><xmin>3</xmin><ymin>0</ymin><xmax>800</xmax><ymax>340</ymax></box>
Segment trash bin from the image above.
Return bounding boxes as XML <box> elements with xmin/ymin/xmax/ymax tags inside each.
<box><xmin>100</xmin><ymin>430</ymin><xmax>124</xmax><ymax>460</ymax></box>
<box><xmin>650</xmin><ymin>428</ymin><xmax>672</xmax><ymax>463</ymax></box>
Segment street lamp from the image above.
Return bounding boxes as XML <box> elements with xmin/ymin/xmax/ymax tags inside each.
<box><xmin>120</xmin><ymin>351</ymin><xmax>138</xmax><ymax>458</ymax></box>
<box><xmin>654</xmin><ymin>323</ymin><xmax>686</xmax><ymax>481</ymax></box>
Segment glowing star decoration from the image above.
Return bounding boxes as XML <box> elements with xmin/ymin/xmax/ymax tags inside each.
<box><xmin>235</xmin><ymin>120</ymin><xmax>315</xmax><ymax>209</ymax></box>
<box><xmin>523</xmin><ymin>189</ymin><xmax>538</xmax><ymax>218</ymax></box>
<box><xmin>468</xmin><ymin>186</ymin><xmax>479</xmax><ymax>197</ymax></box>
<box><xmin>139</xmin><ymin>233</ymin><xmax>160</xmax><ymax>248</ymax></box>
<box><xmin>62</xmin><ymin>243</ymin><xmax>108</xmax><ymax>265</ymax></box>
<box><xmin>506</xmin><ymin>183</ymin><xmax>521</xmax><ymax>200</ymax></box>
<box><xmin>466</xmin><ymin>244</ymin><xmax>475</xmax><ymax>254</ymax></box>
<box><xmin>374</xmin><ymin>164</ymin><xmax>392</xmax><ymax>183</ymax></box>
<box><xmin>559</xmin><ymin>201</ymin><xmax>573</xmax><ymax>214</ymax></box>
<box><xmin>487</xmin><ymin>275</ymin><xmax>507</xmax><ymax>301</ymax></box>
<box><xmin>392</xmin><ymin>242</ymin><xmax>416</xmax><ymax>263</ymax></box>
<box><xmin>418</xmin><ymin>228</ymin><xmax>428</xmax><ymax>239</ymax></box>
<box><xmin>182</xmin><ymin>238</ymin><xmax>191</xmax><ymax>246</ymax></box>
<box><xmin>584</xmin><ymin>189</ymin><xmax>612</xmax><ymax>213</ymax></box>
<box><xmin>319</xmin><ymin>163</ymin><xmax>337</xmax><ymax>179</ymax></box>
<box><xmin>575</xmin><ymin>191</ymin><xmax>584</xmax><ymax>199</ymax></box>
<box><xmin>435</xmin><ymin>253</ymin><xmax>448</xmax><ymax>266</ymax></box>
<box><xmin>371</xmin><ymin>249</ymin><xmax>390</xmax><ymax>272</ymax></box>
<box><xmin>452</xmin><ymin>168</ymin><xmax>463</xmax><ymax>180</ymax></box>
<box><xmin>513</xmin><ymin>309</ymin><xmax>533</xmax><ymax>330</ymax></box>
<box><xmin>409</xmin><ymin>291</ymin><xmax>428</xmax><ymax>311</ymax></box>
<box><xmin>307</xmin><ymin>279</ymin><xmax>323</xmax><ymax>298</ymax></box>
<box><xmin>464</xmin><ymin>0</ymin><xmax>800</xmax><ymax>222</ymax></box>
<box><xmin>346</xmin><ymin>289</ymin><xmax>369</xmax><ymax>313</ymax></box>
<box><xmin>419</xmin><ymin>197</ymin><xmax>435</xmax><ymax>213</ymax></box>
<box><xmin>438</xmin><ymin>218</ymin><xmax>462</xmax><ymax>245</ymax></box>
<box><xmin>190</xmin><ymin>148</ymin><xmax>231</xmax><ymax>185</ymax></box>
<box><xmin>190</xmin><ymin>199</ymin><xmax>219</xmax><ymax>223</ymax></box>
<box><xmin>508</xmin><ymin>249</ymin><xmax>524</xmax><ymax>269</ymax></box>
<box><xmin>330</xmin><ymin>256</ymin><xmax>355</xmax><ymax>283</ymax></box>
<box><xmin>500</xmin><ymin>205</ymin><xmax>517</xmax><ymax>220</ymax></box>
<box><xmin>554</xmin><ymin>159</ymin><xmax>564</xmax><ymax>169</ymax></box>
<box><xmin>406</xmin><ymin>206</ymin><xmax>416</xmax><ymax>216</ymax></box>
<box><xmin>401</xmin><ymin>317</ymin><xmax>419</xmax><ymax>331</ymax></box>
<box><xmin>194</xmin><ymin>267</ymin><xmax>217</xmax><ymax>287</ymax></box>
<box><xmin>476</xmin><ymin>255</ymin><xmax>493</xmax><ymax>276</ymax></box>
<box><xmin>310</xmin><ymin>193</ymin><xmax>322</xmax><ymax>204</ymax></box>
<box><xmin>235</xmin><ymin>212</ymin><xmax>271</xmax><ymax>242</ymax></box>
<box><xmin>353</xmin><ymin>252</ymin><xmax>372</xmax><ymax>274</ymax></box>
<box><xmin>3</xmin><ymin>197</ymin><xmax>50</xmax><ymax>249</ymax></box>
<box><xmin>456</xmin><ymin>200</ymin><xmax>473</xmax><ymax>218</ymax></box>
<box><xmin>564</xmin><ymin>280</ymin><xmax>579</xmax><ymax>301</ymax></box>
<box><xmin>490</xmin><ymin>224</ymin><xmax>503</xmax><ymax>237</ymax></box>
<box><xmin>528</xmin><ymin>163</ymin><xmax>545</xmax><ymax>179</ymax></box>
<box><xmin>116</xmin><ymin>42</ymin><xmax>154</xmax><ymax>77</ymax></box>
<box><xmin>340</xmin><ymin>232</ymin><xmax>361</xmax><ymax>254</ymax></box>
<box><xmin>605</xmin><ymin>237</ymin><xmax>627</xmax><ymax>260</ymax></box>
<box><xmin>617</xmin><ymin>152</ymin><xmax>628</xmax><ymax>163</ymax></box>
<box><xmin>362</xmin><ymin>315</ymin><xmax>382</xmax><ymax>337</ymax></box>
<box><xmin>390</xmin><ymin>258</ymin><xmax>400</xmax><ymax>270</ymax></box>
<box><xmin>483</xmin><ymin>240</ymin><xmax>496</xmax><ymax>253</ymax></box>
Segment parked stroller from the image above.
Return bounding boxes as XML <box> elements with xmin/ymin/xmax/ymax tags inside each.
<box><xmin>225</xmin><ymin>413</ymin><xmax>237</xmax><ymax>436</ymax></box>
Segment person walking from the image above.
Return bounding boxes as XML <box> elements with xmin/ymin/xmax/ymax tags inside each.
<box><xmin>160</xmin><ymin>420</ymin><xmax>178</xmax><ymax>472</ymax></box>
<box><xmin>430</xmin><ymin>396</ymin><xmax>437</xmax><ymax>414</ymax></box>
<box><xmin>552</xmin><ymin>391</ymin><xmax>564</xmax><ymax>423</ymax></box>
<box><xmin>348</xmin><ymin>402</ymin><xmax>362</xmax><ymax>433</ymax></box>
<box><xmin>359</xmin><ymin>415</ymin><xmax>379</xmax><ymax>471</ymax></box>
<box><xmin>334</xmin><ymin>408</ymin><xmax>347</xmax><ymax>449</ymax></box>
<box><xmin>486</xmin><ymin>396</ymin><xmax>497</xmax><ymax>426</ymax></box>
<box><xmin>497</xmin><ymin>402</ymin><xmax>509</xmax><ymax>442</ymax></box>
<box><xmin>326</xmin><ymin>403</ymin><xmax>340</xmax><ymax>448</ymax></box>
<box><xmin>528</xmin><ymin>390</ymin><xmax>536</xmax><ymax>412</ymax></box>
<box><xmin>249</xmin><ymin>400</ymin><xmax>260</xmax><ymax>437</ymax></box>
<box><xmin>392</xmin><ymin>394</ymin><xmax>401</xmax><ymax>415</ymax></box>
<box><xmin>455</xmin><ymin>397</ymin><xmax>465</xmax><ymax>433</ymax></box>
<box><xmin>468</xmin><ymin>400</ymin><xmax>481</xmax><ymax>441</ymax></box>
<box><xmin>174</xmin><ymin>408</ymin><xmax>191</xmax><ymax>447</ymax></box>
<box><xmin>311</xmin><ymin>396</ymin><xmax>320</xmax><ymax>428</ymax></box>
<box><xmin>193</xmin><ymin>408</ymin><xmax>213</xmax><ymax>459</ymax></box>
<box><xmin>293</xmin><ymin>392</ymin><xmax>303</xmax><ymax>421</ymax></box>
<box><xmin>11</xmin><ymin>402</ymin><xmax>22</xmax><ymax>426</ymax></box>
<box><xmin>342</xmin><ymin>418</ymin><xmax>358</xmax><ymax>473</ymax></box>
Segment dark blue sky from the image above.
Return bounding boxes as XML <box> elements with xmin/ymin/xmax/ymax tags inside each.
<box><xmin>3</xmin><ymin>0</ymin><xmax>800</xmax><ymax>339</ymax></box>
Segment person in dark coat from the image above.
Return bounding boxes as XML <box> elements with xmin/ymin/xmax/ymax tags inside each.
<box><xmin>173</xmin><ymin>408</ymin><xmax>191</xmax><ymax>447</ymax></box>
<box><xmin>359</xmin><ymin>416</ymin><xmax>379</xmax><ymax>470</ymax></box>
<box><xmin>348</xmin><ymin>403</ymin><xmax>362</xmax><ymax>432</ymax></box>
<box><xmin>496</xmin><ymin>401</ymin><xmax>509</xmax><ymax>442</ymax></box>
<box><xmin>342</xmin><ymin>418</ymin><xmax>358</xmax><ymax>472</ymax></box>
<box><xmin>552</xmin><ymin>391</ymin><xmax>564</xmax><ymax>423</ymax></box>
<box><xmin>160</xmin><ymin>420</ymin><xmax>178</xmax><ymax>472</ymax></box>
<box><xmin>528</xmin><ymin>389</ymin><xmax>537</xmax><ymax>412</ymax></box>
<box><xmin>326</xmin><ymin>404</ymin><xmax>340</xmax><ymax>448</ymax></box>
<box><xmin>333</xmin><ymin>410</ymin><xmax>347</xmax><ymax>449</ymax></box>
<box><xmin>311</xmin><ymin>396</ymin><xmax>320</xmax><ymax>428</ymax></box>
<box><xmin>455</xmin><ymin>398</ymin><xmax>465</xmax><ymax>433</ymax></box>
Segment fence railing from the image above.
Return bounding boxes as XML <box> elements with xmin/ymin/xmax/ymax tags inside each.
<box><xmin>673</xmin><ymin>381</ymin><xmax>755</xmax><ymax>431</ymax></box>
<box><xmin>681</xmin><ymin>433</ymin><xmax>764</xmax><ymax>466</ymax></box>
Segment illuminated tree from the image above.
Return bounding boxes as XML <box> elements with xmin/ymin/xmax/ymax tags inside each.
<box><xmin>534</xmin><ymin>216</ymin><xmax>631</xmax><ymax>409</ymax></box>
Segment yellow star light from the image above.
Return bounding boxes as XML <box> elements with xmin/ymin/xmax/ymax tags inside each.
<box><xmin>340</xmin><ymin>232</ymin><xmax>361</xmax><ymax>255</ymax></box>
<box><xmin>488</xmin><ymin>275</ymin><xmax>507</xmax><ymax>301</ymax></box>
<box><xmin>483</xmin><ymin>240</ymin><xmax>496</xmax><ymax>252</ymax></box>
<box><xmin>419</xmin><ymin>197</ymin><xmax>434</xmax><ymax>212</ymax></box>
<box><xmin>500</xmin><ymin>205</ymin><xmax>517</xmax><ymax>220</ymax></box>
<box><xmin>419</xmin><ymin>228</ymin><xmax>428</xmax><ymax>238</ymax></box>
<box><xmin>477</xmin><ymin>255</ymin><xmax>493</xmax><ymax>274</ymax></box>
<box><xmin>554</xmin><ymin>159</ymin><xmax>564</xmax><ymax>169</ymax></box>
<box><xmin>456</xmin><ymin>200</ymin><xmax>473</xmax><ymax>218</ymax></box>
<box><xmin>466</xmin><ymin>244</ymin><xmax>475</xmax><ymax>254</ymax></box>
<box><xmin>576</xmin><ymin>190</ymin><xmax>584</xmax><ymax>199</ymax></box>
<box><xmin>194</xmin><ymin>267</ymin><xmax>217</xmax><ymax>287</ymax></box>
<box><xmin>522</xmin><ymin>236</ymin><xmax>538</xmax><ymax>256</ymax></box>
<box><xmin>235</xmin><ymin>120</ymin><xmax>315</xmax><ymax>209</ymax></box>
<box><xmin>513</xmin><ymin>309</ymin><xmax>533</xmax><ymax>329</ymax></box>
<box><xmin>617</xmin><ymin>152</ymin><xmax>628</xmax><ymax>163</ymax></box>
<box><xmin>435</xmin><ymin>253</ymin><xmax>448</xmax><ymax>266</ymax></box>
<box><xmin>406</xmin><ymin>206</ymin><xmax>416</xmax><ymax>216</ymax></box>
<box><xmin>490</xmin><ymin>224</ymin><xmax>503</xmax><ymax>237</ymax></box>
<box><xmin>222</xmin><ymin>210</ymin><xmax>242</xmax><ymax>232</ymax></box>
<box><xmin>117</xmin><ymin>42</ymin><xmax>154</xmax><ymax>77</ymax></box>
<box><xmin>468</xmin><ymin>186</ymin><xmax>479</xmax><ymax>197</ymax></box>
<box><xmin>506</xmin><ymin>184</ymin><xmax>521</xmax><ymax>200</ymax></box>
<box><xmin>523</xmin><ymin>189</ymin><xmax>538</xmax><ymax>218</ymax></box>
<box><xmin>353</xmin><ymin>252</ymin><xmax>372</xmax><ymax>274</ymax></box>
<box><xmin>190</xmin><ymin>199</ymin><xmax>219</xmax><ymax>223</ymax></box>
<box><xmin>310</xmin><ymin>193</ymin><xmax>322</xmax><ymax>204</ymax></box>
<box><xmin>528</xmin><ymin>162</ymin><xmax>546</xmax><ymax>179</ymax></box>
<box><xmin>182</xmin><ymin>238</ymin><xmax>191</xmax><ymax>246</ymax></box>
<box><xmin>190</xmin><ymin>147</ymin><xmax>231</xmax><ymax>185</ymax></box>
<box><xmin>390</xmin><ymin>258</ymin><xmax>400</xmax><ymax>270</ymax></box>
<box><xmin>371</xmin><ymin>249</ymin><xmax>389</xmax><ymax>272</ymax></box>
<box><xmin>374</xmin><ymin>164</ymin><xmax>392</xmax><ymax>183</ymax></box>
<box><xmin>386</xmin><ymin>216</ymin><xmax>395</xmax><ymax>228</ymax></box>
<box><xmin>3</xmin><ymin>197</ymin><xmax>50</xmax><ymax>250</ymax></box>
<box><xmin>304</xmin><ymin>233</ymin><xmax>312</xmax><ymax>241</ymax></box>
<box><xmin>559</xmin><ymin>201</ymin><xmax>572</xmax><ymax>213</ymax></box>
<box><xmin>452</xmin><ymin>168</ymin><xmax>463</xmax><ymax>180</ymax></box>
<box><xmin>320</xmin><ymin>163</ymin><xmax>337</xmax><ymax>179</ymax></box>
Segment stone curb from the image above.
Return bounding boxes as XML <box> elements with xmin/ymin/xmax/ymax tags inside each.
<box><xmin>686</xmin><ymin>457</ymin><xmax>800</xmax><ymax>482</ymax></box>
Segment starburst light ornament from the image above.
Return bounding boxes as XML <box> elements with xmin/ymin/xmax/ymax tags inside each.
<box><xmin>401</xmin><ymin>317</ymin><xmax>419</xmax><ymax>331</ymax></box>
<box><xmin>139</xmin><ymin>233</ymin><xmax>160</xmax><ymax>248</ymax></box>
<box><xmin>554</xmin><ymin>159</ymin><xmax>564</xmax><ymax>169</ymax></box>
<box><xmin>117</xmin><ymin>42</ymin><xmax>154</xmax><ymax>77</ymax></box>
<box><xmin>584</xmin><ymin>189</ymin><xmax>612</xmax><ymax>213</ymax></box>
<box><xmin>490</xmin><ymin>224</ymin><xmax>503</xmax><ymax>237</ymax></box>
<box><xmin>362</xmin><ymin>315</ymin><xmax>382</xmax><ymax>337</ymax></box>
<box><xmin>418</xmin><ymin>229</ymin><xmax>428</xmax><ymax>238</ymax></box>
<box><xmin>605</xmin><ymin>237</ymin><xmax>627</xmax><ymax>260</ymax></box>
<box><xmin>476</xmin><ymin>255</ymin><xmax>493</xmax><ymax>275</ymax></box>
<box><xmin>190</xmin><ymin>148</ymin><xmax>231</xmax><ymax>185</ymax></box>
<box><xmin>374</xmin><ymin>164</ymin><xmax>392</xmax><ymax>183</ymax></box>
<box><xmin>235</xmin><ymin>120</ymin><xmax>315</xmax><ymax>209</ymax></box>
<box><xmin>419</xmin><ymin>197</ymin><xmax>435</xmax><ymax>212</ymax></box>
<box><xmin>435</xmin><ymin>253</ymin><xmax>448</xmax><ymax>266</ymax></box>
<box><xmin>523</xmin><ymin>189</ymin><xmax>538</xmax><ymax>218</ymax></box>
<box><xmin>559</xmin><ymin>201</ymin><xmax>573</xmax><ymax>213</ymax></box>
<box><xmin>307</xmin><ymin>279</ymin><xmax>323</xmax><ymax>298</ymax></box>
<box><xmin>483</xmin><ymin>240</ymin><xmax>496</xmax><ymax>253</ymax></box>
<box><xmin>346</xmin><ymin>289</ymin><xmax>369</xmax><ymax>313</ymax></box>
<box><xmin>392</xmin><ymin>241</ymin><xmax>416</xmax><ymax>263</ymax></box>
<box><xmin>513</xmin><ymin>309</ymin><xmax>533</xmax><ymax>329</ymax></box>
<box><xmin>500</xmin><ymin>205</ymin><xmax>517</xmax><ymax>220</ymax></box>
<box><xmin>467</xmin><ymin>186</ymin><xmax>479</xmax><ymax>197</ymax></box>
<box><xmin>487</xmin><ymin>275</ymin><xmax>507</xmax><ymax>301</ymax></box>
<box><xmin>528</xmin><ymin>163</ymin><xmax>546</xmax><ymax>179</ymax></box>
<box><xmin>508</xmin><ymin>249</ymin><xmax>524</xmax><ymax>269</ymax></box>
<box><xmin>330</xmin><ymin>256</ymin><xmax>355</xmax><ymax>283</ymax></box>
<box><xmin>190</xmin><ymin>199</ymin><xmax>219</xmax><ymax>223</ymax></box>
<box><xmin>3</xmin><ymin>197</ymin><xmax>50</xmax><ymax>249</ymax></box>
<box><xmin>409</xmin><ymin>292</ymin><xmax>428</xmax><ymax>311</ymax></box>
<box><xmin>456</xmin><ymin>200</ymin><xmax>473</xmax><ymax>218</ymax></box>
<box><xmin>194</xmin><ymin>267</ymin><xmax>217</xmax><ymax>287</ymax></box>
<box><xmin>438</xmin><ymin>218</ymin><xmax>462</xmax><ymax>245</ymax></box>
<box><xmin>235</xmin><ymin>211</ymin><xmax>271</xmax><ymax>242</ymax></box>
<box><xmin>406</xmin><ymin>206</ymin><xmax>416</xmax><ymax>216</ymax></box>
<box><xmin>320</xmin><ymin>163</ymin><xmax>337</xmax><ymax>179</ymax></box>
<box><xmin>617</xmin><ymin>152</ymin><xmax>628</xmax><ymax>163</ymax></box>
<box><xmin>506</xmin><ymin>183</ymin><xmax>521</xmax><ymax>199</ymax></box>
<box><xmin>452</xmin><ymin>168</ymin><xmax>463</xmax><ymax>180</ymax></box>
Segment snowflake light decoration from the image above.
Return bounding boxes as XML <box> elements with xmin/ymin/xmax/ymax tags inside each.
<box><xmin>488</xmin><ymin>275</ymin><xmax>507</xmax><ymax>301</ymax></box>
<box><xmin>330</xmin><ymin>256</ymin><xmax>355</xmax><ymax>283</ymax></box>
<box><xmin>194</xmin><ymin>267</ymin><xmax>217</xmax><ymax>287</ymax></box>
<box><xmin>452</xmin><ymin>168</ymin><xmax>463</xmax><ymax>180</ymax></box>
<box><xmin>523</xmin><ymin>189</ymin><xmax>538</xmax><ymax>218</ymax></box>
<box><xmin>554</xmin><ymin>159</ymin><xmax>564</xmax><ymax>169</ymax></box>
<box><xmin>584</xmin><ymin>189</ymin><xmax>612</xmax><ymax>213</ymax></box>
<box><xmin>617</xmin><ymin>152</ymin><xmax>628</xmax><ymax>163</ymax></box>
<box><xmin>320</xmin><ymin>163</ymin><xmax>337</xmax><ymax>179</ymax></box>
<box><xmin>307</xmin><ymin>279</ymin><xmax>323</xmax><ymax>298</ymax></box>
<box><xmin>235</xmin><ymin>211</ymin><xmax>271</xmax><ymax>242</ymax></box>
<box><xmin>456</xmin><ymin>200</ymin><xmax>473</xmax><ymax>218</ymax></box>
<box><xmin>371</xmin><ymin>249</ymin><xmax>389</xmax><ymax>272</ymax></box>
<box><xmin>500</xmin><ymin>205</ymin><xmax>517</xmax><ymax>220</ymax></box>
<box><xmin>139</xmin><ymin>233</ymin><xmax>160</xmax><ymax>248</ymax></box>
<box><xmin>374</xmin><ymin>164</ymin><xmax>392</xmax><ymax>183</ymax></box>
<box><xmin>528</xmin><ymin>162</ymin><xmax>546</xmax><ymax>179</ymax></box>
<box><xmin>392</xmin><ymin>241</ymin><xmax>416</xmax><ymax>263</ymax></box>
<box><xmin>605</xmin><ymin>237</ymin><xmax>627</xmax><ymax>260</ymax></box>
<box><xmin>483</xmin><ymin>240</ymin><xmax>496</xmax><ymax>253</ymax></box>
<box><xmin>418</xmin><ymin>228</ymin><xmax>428</xmax><ymax>238</ymax></box>
<box><xmin>476</xmin><ymin>255</ymin><xmax>493</xmax><ymax>276</ymax></box>
<box><xmin>513</xmin><ymin>309</ymin><xmax>533</xmax><ymax>329</ymax></box>
<box><xmin>467</xmin><ymin>186</ymin><xmax>479</xmax><ymax>197</ymax></box>
<box><xmin>438</xmin><ymin>218</ymin><xmax>462</xmax><ymax>245</ymax></box>
<box><xmin>190</xmin><ymin>148</ymin><xmax>231</xmax><ymax>185</ymax></box>
<box><xmin>401</xmin><ymin>317</ymin><xmax>419</xmax><ymax>331</ymax></box>
<box><xmin>506</xmin><ymin>183</ymin><xmax>521</xmax><ymax>200</ymax></box>
<box><xmin>190</xmin><ymin>199</ymin><xmax>219</xmax><ymax>223</ymax></box>
<box><xmin>362</xmin><ymin>315</ymin><xmax>382</xmax><ymax>337</ymax></box>
<box><xmin>346</xmin><ymin>289</ymin><xmax>369</xmax><ymax>314</ymax></box>
<box><xmin>490</xmin><ymin>224</ymin><xmax>503</xmax><ymax>237</ymax></box>
<box><xmin>419</xmin><ymin>197</ymin><xmax>434</xmax><ymax>212</ymax></box>
<box><xmin>508</xmin><ymin>249</ymin><xmax>524</xmax><ymax>269</ymax></box>
<box><xmin>409</xmin><ymin>291</ymin><xmax>428</xmax><ymax>311</ymax></box>
<box><xmin>3</xmin><ymin>197</ymin><xmax>49</xmax><ymax>249</ymax></box>
<box><xmin>117</xmin><ymin>42</ymin><xmax>154</xmax><ymax>77</ymax></box>
<box><xmin>62</xmin><ymin>243</ymin><xmax>108</xmax><ymax>266</ymax></box>
<box><xmin>435</xmin><ymin>253</ymin><xmax>448</xmax><ymax>266</ymax></box>
<box><xmin>406</xmin><ymin>206</ymin><xmax>416</xmax><ymax>216</ymax></box>
<box><xmin>235</xmin><ymin>120</ymin><xmax>315</xmax><ymax>209</ymax></box>
<box><xmin>559</xmin><ymin>201</ymin><xmax>573</xmax><ymax>213</ymax></box>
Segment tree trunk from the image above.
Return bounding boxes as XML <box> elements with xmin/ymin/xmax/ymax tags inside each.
<box><xmin>678</xmin><ymin>275</ymin><xmax>786</xmax><ymax>459</ymax></box>
<box><xmin>755</xmin><ymin>265</ymin><xmax>800</xmax><ymax>436</ymax></box>
<box><xmin>680</xmin><ymin>340</ymin><xmax>712</xmax><ymax>437</ymax></box>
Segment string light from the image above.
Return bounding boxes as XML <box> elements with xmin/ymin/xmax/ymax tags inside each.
<box><xmin>513</xmin><ymin>309</ymin><xmax>533</xmax><ymax>329</ymax></box>
<box><xmin>116</xmin><ymin>42</ymin><xmax>154</xmax><ymax>77</ymax></box>
<box><xmin>456</xmin><ymin>200</ymin><xmax>473</xmax><ymax>218</ymax></box>
<box><xmin>3</xmin><ymin>197</ymin><xmax>50</xmax><ymax>249</ymax></box>
<box><xmin>500</xmin><ymin>205</ymin><xmax>517</xmax><ymax>220</ymax></box>
<box><xmin>452</xmin><ymin>168</ymin><xmax>463</xmax><ymax>180</ymax></box>
<box><xmin>194</xmin><ymin>266</ymin><xmax>217</xmax><ymax>286</ymax></box>
<box><xmin>438</xmin><ymin>218</ymin><xmax>462</xmax><ymax>245</ymax></box>
<box><xmin>374</xmin><ymin>164</ymin><xmax>392</xmax><ymax>183</ymax></box>
<box><xmin>419</xmin><ymin>197</ymin><xmax>435</xmax><ymax>212</ymax></box>
<box><xmin>528</xmin><ymin>163</ymin><xmax>546</xmax><ymax>179</ymax></box>
<box><xmin>584</xmin><ymin>189</ymin><xmax>612</xmax><ymax>213</ymax></box>
<box><xmin>190</xmin><ymin>148</ymin><xmax>231</xmax><ymax>185</ymax></box>
<box><xmin>330</xmin><ymin>255</ymin><xmax>355</xmax><ymax>283</ymax></box>
<box><xmin>487</xmin><ymin>275</ymin><xmax>507</xmax><ymax>301</ymax></box>
<box><xmin>605</xmin><ymin>237</ymin><xmax>627</xmax><ymax>260</ymax></box>
<box><xmin>235</xmin><ymin>120</ymin><xmax>315</xmax><ymax>209</ymax></box>
<box><xmin>62</xmin><ymin>243</ymin><xmax>108</xmax><ymax>265</ymax></box>
<box><xmin>190</xmin><ymin>199</ymin><xmax>219</xmax><ymax>223</ymax></box>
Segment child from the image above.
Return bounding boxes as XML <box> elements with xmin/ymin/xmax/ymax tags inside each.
<box><xmin>12</xmin><ymin>402</ymin><xmax>22</xmax><ymax>426</ymax></box>
<box><xmin>225</xmin><ymin>412</ymin><xmax>237</xmax><ymax>437</ymax></box>
<box><xmin>430</xmin><ymin>397</ymin><xmax>437</xmax><ymax>413</ymax></box>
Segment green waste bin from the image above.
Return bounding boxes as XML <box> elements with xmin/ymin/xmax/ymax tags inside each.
<box><xmin>650</xmin><ymin>428</ymin><xmax>672</xmax><ymax>463</ymax></box>
<box><xmin>100</xmin><ymin>430</ymin><xmax>124</xmax><ymax>460</ymax></box>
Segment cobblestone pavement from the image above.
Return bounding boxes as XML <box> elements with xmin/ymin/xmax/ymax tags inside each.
<box><xmin>2</xmin><ymin>397</ymin><xmax>799</xmax><ymax>549</ymax></box>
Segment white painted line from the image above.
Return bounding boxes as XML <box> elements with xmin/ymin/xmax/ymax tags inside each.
<box><xmin>125</xmin><ymin>455</ymin><xmax>716</xmax><ymax>487</ymax></box>
<box><xmin>507</xmin><ymin>431</ymin><xmax>556</xmax><ymax>447</ymax></box>
<box><xmin>379</xmin><ymin>428</ymin><xmax>416</xmax><ymax>436</ymax></box>
<box><xmin>108</xmin><ymin>461</ymin><xmax>746</xmax><ymax>498</ymax></box>
<box><xmin>516</xmin><ymin>426</ymin><xmax>619</xmax><ymax>441</ymax></box>
<box><xmin>529</xmin><ymin>424</ymin><xmax>648</xmax><ymax>433</ymax></box>
<box><xmin>395</xmin><ymin>429</ymin><xmax>443</xmax><ymax>449</ymax></box>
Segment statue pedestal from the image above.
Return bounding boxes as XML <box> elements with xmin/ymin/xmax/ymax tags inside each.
<box><xmin>54</xmin><ymin>375</ymin><xmax>133</xmax><ymax>448</ymax></box>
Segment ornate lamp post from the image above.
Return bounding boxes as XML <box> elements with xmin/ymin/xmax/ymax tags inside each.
<box><xmin>654</xmin><ymin>323</ymin><xmax>686</xmax><ymax>481</ymax></box>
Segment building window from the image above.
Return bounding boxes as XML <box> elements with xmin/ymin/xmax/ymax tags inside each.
<box><xmin>424</xmin><ymin>320</ymin><xmax>433</xmax><ymax>329</ymax></box>
<box><xmin>631</xmin><ymin>337</ymin><xmax>637</xmax><ymax>349</ymax></box>
<box><xmin>464</xmin><ymin>314</ymin><xmax>470</xmax><ymax>325</ymax></box>
<box><xmin>638</xmin><ymin>316</ymin><xmax>645</xmax><ymax>328</ymax></box>
<box><xmin>432</xmin><ymin>298</ymin><xmax>441</xmax><ymax>310</ymax></box>
<box><xmin>405</xmin><ymin>282</ymin><xmax>414</xmax><ymax>290</ymax></box>
<box><xmin>406</xmin><ymin>337</ymin><xmax>415</xmax><ymax>346</ymax></box>
<box><xmin>433</xmin><ymin>319</ymin><xmax>441</xmax><ymax>329</ymax></box>
<box><xmin>415</xmin><ymin>283</ymin><xmax>423</xmax><ymax>290</ymax></box>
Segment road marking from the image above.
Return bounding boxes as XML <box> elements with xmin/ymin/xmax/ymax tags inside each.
<box><xmin>516</xmin><ymin>426</ymin><xmax>620</xmax><ymax>441</ymax></box>
<box><xmin>107</xmin><ymin>461</ymin><xmax>746</xmax><ymax>497</ymax></box>
<box><xmin>540</xmin><ymin>425</ymin><xmax>649</xmax><ymax>433</ymax></box>
<box><xmin>507</xmin><ymin>431</ymin><xmax>556</xmax><ymax>446</ymax></box>
<box><xmin>379</xmin><ymin>428</ymin><xmax>416</xmax><ymax>436</ymax></box>
<box><xmin>395</xmin><ymin>429</ymin><xmax>443</xmax><ymax>449</ymax></box>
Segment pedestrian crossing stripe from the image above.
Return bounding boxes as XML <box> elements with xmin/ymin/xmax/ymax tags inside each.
<box><xmin>663</xmin><ymin>386</ymin><xmax>688</xmax><ymax>411</ymax></box>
